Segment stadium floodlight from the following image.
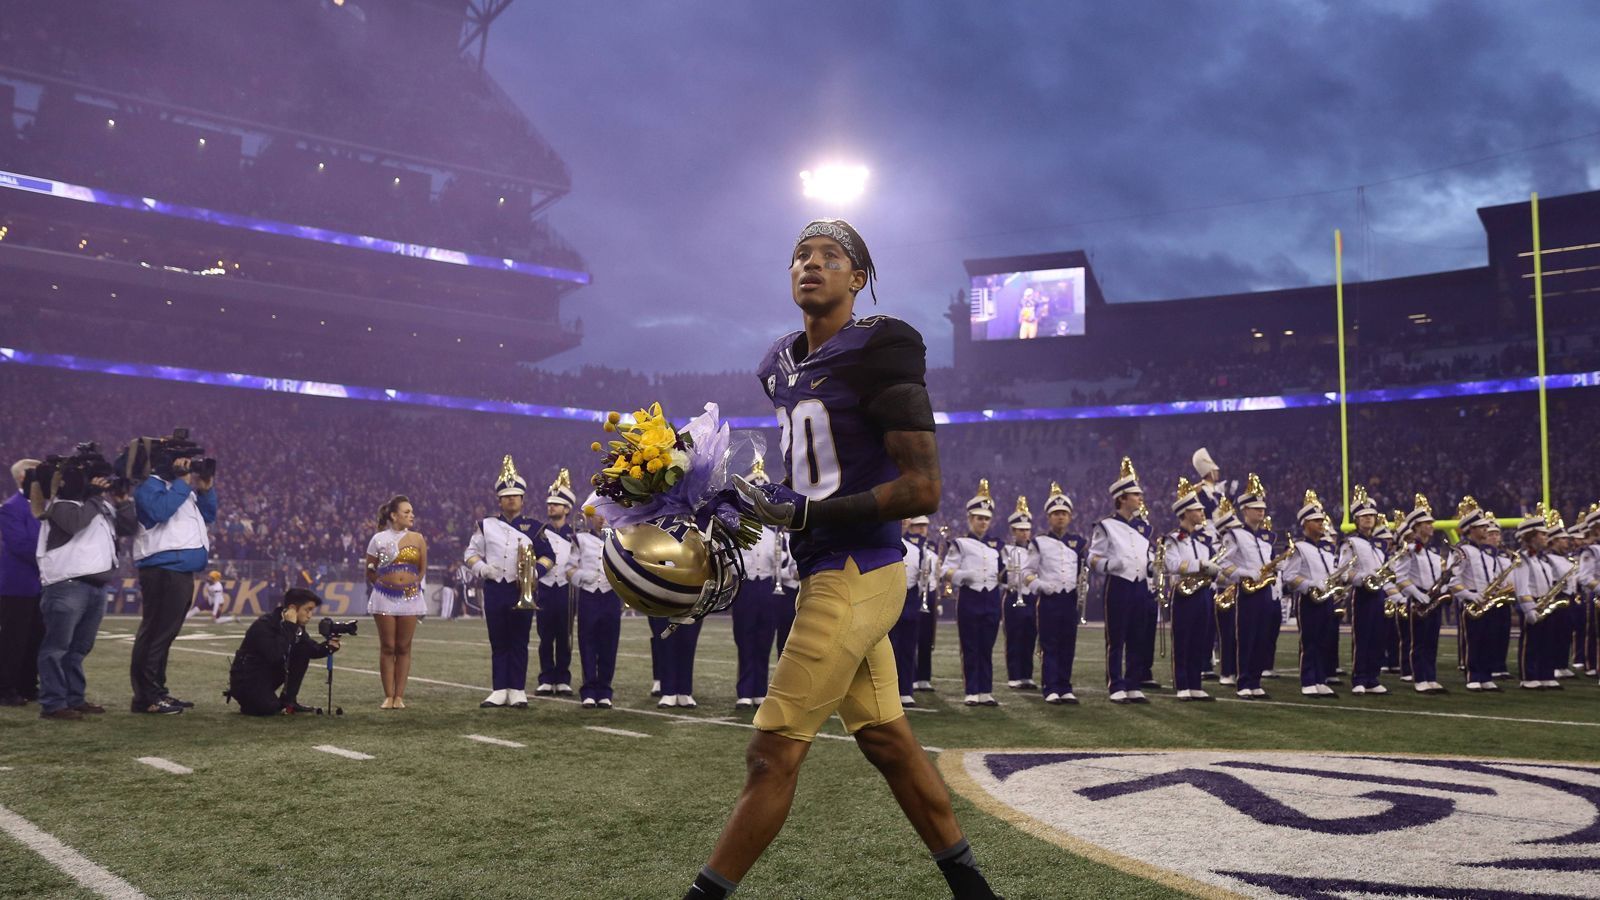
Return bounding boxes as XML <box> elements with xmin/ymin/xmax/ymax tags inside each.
<box><xmin>800</xmin><ymin>165</ymin><xmax>869</xmax><ymax>205</ymax></box>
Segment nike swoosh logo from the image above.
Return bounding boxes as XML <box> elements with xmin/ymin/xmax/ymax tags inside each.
<box><xmin>810</xmin><ymin>376</ymin><xmax>828</xmax><ymax>389</ymax></box>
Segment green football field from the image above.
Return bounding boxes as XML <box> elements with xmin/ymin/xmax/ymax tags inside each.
<box><xmin>2</xmin><ymin>615</ymin><xmax>1597</xmax><ymax>899</ymax></box>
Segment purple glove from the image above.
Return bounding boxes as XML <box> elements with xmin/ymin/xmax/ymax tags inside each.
<box><xmin>732</xmin><ymin>475</ymin><xmax>809</xmax><ymax>531</ymax></box>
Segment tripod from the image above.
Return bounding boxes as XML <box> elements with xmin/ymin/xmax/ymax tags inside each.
<box><xmin>320</xmin><ymin>654</ymin><xmax>344</xmax><ymax>716</ymax></box>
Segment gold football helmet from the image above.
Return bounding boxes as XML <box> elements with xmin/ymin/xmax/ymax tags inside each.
<box><xmin>602</xmin><ymin>516</ymin><xmax>745</xmax><ymax>620</ymax></box>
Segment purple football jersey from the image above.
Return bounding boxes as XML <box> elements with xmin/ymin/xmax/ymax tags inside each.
<box><xmin>755</xmin><ymin>315</ymin><xmax>928</xmax><ymax>578</ymax></box>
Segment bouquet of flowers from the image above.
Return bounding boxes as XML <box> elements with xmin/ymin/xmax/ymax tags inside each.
<box><xmin>585</xmin><ymin>401</ymin><xmax>763</xmax><ymax>548</ymax></box>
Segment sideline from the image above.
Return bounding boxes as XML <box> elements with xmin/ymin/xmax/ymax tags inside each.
<box><xmin>0</xmin><ymin>803</ymin><xmax>148</xmax><ymax>899</ymax></box>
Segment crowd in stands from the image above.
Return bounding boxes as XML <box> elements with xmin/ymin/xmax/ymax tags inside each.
<box><xmin>4</xmin><ymin>364</ymin><xmax>1596</xmax><ymax>581</ymax></box>
<box><xmin>1</xmin><ymin>3</ymin><xmax>581</xmax><ymax>268</ymax></box>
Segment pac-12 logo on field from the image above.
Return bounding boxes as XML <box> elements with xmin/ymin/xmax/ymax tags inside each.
<box><xmin>943</xmin><ymin>749</ymin><xmax>1600</xmax><ymax>899</ymax></box>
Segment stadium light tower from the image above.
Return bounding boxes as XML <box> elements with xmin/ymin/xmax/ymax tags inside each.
<box><xmin>800</xmin><ymin>165</ymin><xmax>869</xmax><ymax>205</ymax></box>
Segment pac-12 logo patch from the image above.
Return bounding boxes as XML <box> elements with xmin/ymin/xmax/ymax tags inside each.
<box><xmin>942</xmin><ymin>749</ymin><xmax>1600</xmax><ymax>899</ymax></box>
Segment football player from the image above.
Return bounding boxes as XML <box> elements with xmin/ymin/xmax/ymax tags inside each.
<box><xmin>681</xmin><ymin>220</ymin><xmax>1001</xmax><ymax>900</ymax></box>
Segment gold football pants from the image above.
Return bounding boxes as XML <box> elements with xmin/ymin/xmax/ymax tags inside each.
<box><xmin>753</xmin><ymin>557</ymin><xmax>906</xmax><ymax>742</ymax></box>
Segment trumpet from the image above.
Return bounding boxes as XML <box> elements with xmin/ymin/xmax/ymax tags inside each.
<box><xmin>1242</xmin><ymin>547</ymin><xmax>1295</xmax><ymax>593</ymax></box>
<box><xmin>1176</xmin><ymin>544</ymin><xmax>1232</xmax><ymax>596</ymax></box>
<box><xmin>1005</xmin><ymin>544</ymin><xmax>1030</xmax><ymax>608</ymax></box>
<box><xmin>515</xmin><ymin>541</ymin><xmax>541</xmax><ymax>611</ymax></box>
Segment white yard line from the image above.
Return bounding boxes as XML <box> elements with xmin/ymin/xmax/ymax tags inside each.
<box><xmin>312</xmin><ymin>745</ymin><xmax>374</xmax><ymax>761</ymax></box>
<box><xmin>156</xmin><ymin>643</ymin><xmax>1600</xmax><ymax>736</ymax></box>
<box><xmin>134</xmin><ymin>757</ymin><xmax>192</xmax><ymax>775</ymax></box>
<box><xmin>463</xmin><ymin>734</ymin><xmax>526</xmax><ymax>748</ymax></box>
<box><xmin>585</xmin><ymin>726</ymin><xmax>650</xmax><ymax>739</ymax></box>
<box><xmin>0</xmin><ymin>804</ymin><xmax>148</xmax><ymax>899</ymax></box>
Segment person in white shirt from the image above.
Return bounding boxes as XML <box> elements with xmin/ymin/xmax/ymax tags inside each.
<box><xmin>1511</xmin><ymin>508</ymin><xmax>1559</xmax><ymax>689</ymax></box>
<box><xmin>574</xmin><ymin>498</ymin><xmax>620</xmax><ymax>708</ymax></box>
<box><xmin>1088</xmin><ymin>458</ymin><xmax>1153</xmax><ymax>705</ymax></box>
<box><xmin>366</xmin><ymin>495</ymin><xmax>427</xmax><ymax>710</ymax></box>
<box><xmin>1394</xmin><ymin>495</ymin><xmax>1448</xmax><ymax>694</ymax></box>
<box><xmin>1162</xmin><ymin>478</ymin><xmax>1223</xmax><ymax>701</ymax></box>
<box><xmin>732</xmin><ymin>461</ymin><xmax>784</xmax><ymax>710</ymax></box>
<box><xmin>464</xmin><ymin>457</ymin><xmax>551</xmax><ymax>709</ymax></box>
<box><xmin>1024</xmin><ymin>483</ymin><xmax>1086</xmax><ymax>705</ymax></box>
<box><xmin>941</xmin><ymin>479</ymin><xmax>1004</xmax><ymax>707</ymax></box>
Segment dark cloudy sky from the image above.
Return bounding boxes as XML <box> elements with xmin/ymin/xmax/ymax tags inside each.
<box><xmin>486</xmin><ymin>1</ymin><xmax>1600</xmax><ymax>373</ymax></box>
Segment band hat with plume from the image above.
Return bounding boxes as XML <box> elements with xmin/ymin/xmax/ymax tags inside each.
<box><xmin>1211</xmin><ymin>496</ymin><xmax>1239</xmax><ymax>531</ymax></box>
<box><xmin>1044</xmin><ymin>481</ymin><xmax>1074</xmax><ymax>515</ymax></box>
<box><xmin>1581</xmin><ymin>501</ymin><xmax>1600</xmax><ymax>530</ymax></box>
<box><xmin>1109</xmin><ymin>457</ymin><xmax>1143</xmax><ymax>499</ymax></box>
<box><xmin>907</xmin><ymin>515</ymin><xmax>930</xmax><ymax>526</ymax></box>
<box><xmin>1237</xmin><ymin>472</ymin><xmax>1268</xmax><ymax>510</ymax></box>
<box><xmin>1456</xmin><ymin>496</ymin><xmax>1488</xmax><ymax>532</ymax></box>
<box><xmin>547</xmin><ymin>468</ymin><xmax>577</xmax><ymax>508</ymax></box>
<box><xmin>1008</xmin><ymin>495</ymin><xmax>1033</xmax><ymax>530</ymax></box>
<box><xmin>747</xmin><ymin>457</ymin><xmax>770</xmax><ymax>486</ymax></box>
<box><xmin>1297</xmin><ymin>489</ymin><xmax>1328</xmax><ymax>525</ymax></box>
<box><xmin>1485</xmin><ymin>510</ymin><xmax>1502</xmax><ymax>533</ymax></box>
<box><xmin>966</xmin><ymin>478</ymin><xmax>995</xmax><ymax>516</ymax></box>
<box><xmin>1515</xmin><ymin>502</ymin><xmax>1551</xmax><ymax>539</ymax></box>
<box><xmin>495</xmin><ymin>455</ymin><xmax>527</xmax><ymax>497</ymax></box>
<box><xmin>1350</xmin><ymin>484</ymin><xmax>1379</xmax><ymax>517</ymax></box>
<box><xmin>1376</xmin><ymin>510</ymin><xmax>1402</xmax><ymax>539</ymax></box>
<box><xmin>1192</xmin><ymin>447</ymin><xmax>1219</xmax><ymax>479</ymax></box>
<box><xmin>1171</xmin><ymin>477</ymin><xmax>1204</xmax><ymax>515</ymax></box>
<box><xmin>1401</xmin><ymin>493</ymin><xmax>1435</xmax><ymax>536</ymax></box>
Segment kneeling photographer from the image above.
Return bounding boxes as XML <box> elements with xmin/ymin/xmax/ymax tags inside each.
<box><xmin>228</xmin><ymin>588</ymin><xmax>349</xmax><ymax>716</ymax></box>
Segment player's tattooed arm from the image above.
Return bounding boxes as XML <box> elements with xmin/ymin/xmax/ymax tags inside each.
<box><xmin>872</xmin><ymin>429</ymin><xmax>942</xmax><ymax>520</ymax></box>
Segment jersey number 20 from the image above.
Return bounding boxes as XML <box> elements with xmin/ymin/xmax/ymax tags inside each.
<box><xmin>775</xmin><ymin>400</ymin><xmax>841</xmax><ymax>499</ymax></box>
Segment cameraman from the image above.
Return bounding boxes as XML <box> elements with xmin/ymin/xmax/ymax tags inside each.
<box><xmin>229</xmin><ymin>588</ymin><xmax>339</xmax><ymax>716</ymax></box>
<box><xmin>37</xmin><ymin>474</ymin><xmax>137</xmax><ymax>720</ymax></box>
<box><xmin>131</xmin><ymin>449</ymin><xmax>218</xmax><ymax>715</ymax></box>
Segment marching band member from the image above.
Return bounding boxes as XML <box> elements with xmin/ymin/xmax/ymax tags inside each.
<box><xmin>1546</xmin><ymin>514</ymin><xmax>1579</xmax><ymax>679</ymax></box>
<box><xmin>1219</xmin><ymin>474</ymin><xmax>1276</xmax><ymax>700</ymax></box>
<box><xmin>1192</xmin><ymin>448</ymin><xmax>1225</xmax><ymax>530</ymax></box>
<box><xmin>1578</xmin><ymin>503</ymin><xmax>1600</xmax><ymax>676</ymax></box>
<box><xmin>1262</xmin><ymin>514</ymin><xmax>1284</xmax><ymax>680</ymax></box>
<box><xmin>1089</xmin><ymin>458</ymin><xmax>1152</xmax><ymax>705</ymax></box>
<box><xmin>464</xmin><ymin>456</ymin><xmax>552</xmax><ymax>709</ymax></box>
<box><xmin>1395</xmin><ymin>495</ymin><xmax>1447</xmax><ymax>694</ymax></box>
<box><xmin>1484</xmin><ymin>516</ymin><xmax>1514</xmax><ymax>681</ymax></box>
<box><xmin>534</xmin><ymin>469</ymin><xmax>579</xmax><ymax>696</ymax></box>
<box><xmin>941</xmin><ymin>480</ymin><xmax>1004</xmax><ymax>706</ymax></box>
<box><xmin>1024</xmin><ymin>483</ymin><xmax>1085</xmax><ymax>705</ymax></box>
<box><xmin>912</xmin><ymin>522</ymin><xmax>940</xmax><ymax>694</ymax></box>
<box><xmin>1163</xmin><ymin>478</ymin><xmax>1219</xmax><ymax>701</ymax></box>
<box><xmin>732</xmin><ymin>460</ymin><xmax>783</xmax><ymax>710</ymax></box>
<box><xmin>1002</xmin><ymin>497</ymin><xmax>1038</xmax><ymax>690</ymax></box>
<box><xmin>1377</xmin><ymin>510</ymin><xmax>1406</xmax><ymax>677</ymax></box>
<box><xmin>1513</xmin><ymin>507</ymin><xmax>1559</xmax><ymax>690</ymax></box>
<box><xmin>1451</xmin><ymin>498</ymin><xmax>1501</xmax><ymax>691</ymax></box>
<box><xmin>891</xmin><ymin>516</ymin><xmax>933</xmax><ymax>706</ymax></box>
<box><xmin>1340</xmin><ymin>487</ymin><xmax>1400</xmax><ymax>695</ymax></box>
<box><xmin>1211</xmin><ymin>498</ymin><xmax>1240</xmax><ymax>686</ymax></box>
<box><xmin>775</xmin><ymin>532</ymin><xmax>798</xmax><ymax>654</ymax></box>
<box><xmin>1282</xmin><ymin>491</ymin><xmax>1339</xmax><ymax>697</ymax></box>
<box><xmin>1130</xmin><ymin>500</ymin><xmax>1159</xmax><ymax>689</ymax></box>
<box><xmin>574</xmin><ymin>498</ymin><xmax>620</xmax><ymax>709</ymax></box>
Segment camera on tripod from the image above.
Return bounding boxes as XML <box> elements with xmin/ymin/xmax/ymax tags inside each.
<box><xmin>319</xmin><ymin>618</ymin><xmax>358</xmax><ymax>640</ymax></box>
<box><xmin>116</xmin><ymin>427</ymin><xmax>217</xmax><ymax>483</ymax></box>
<box><xmin>23</xmin><ymin>442</ymin><xmax>127</xmax><ymax>517</ymax></box>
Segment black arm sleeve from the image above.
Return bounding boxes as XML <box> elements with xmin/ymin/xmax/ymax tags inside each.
<box><xmin>236</xmin><ymin>617</ymin><xmax>285</xmax><ymax>669</ymax></box>
<box><xmin>863</xmin><ymin>382</ymin><xmax>936</xmax><ymax>433</ymax></box>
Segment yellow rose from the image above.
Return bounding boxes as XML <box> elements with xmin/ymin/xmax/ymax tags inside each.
<box><xmin>629</xmin><ymin>466</ymin><xmax>643</xmax><ymax>479</ymax></box>
<box><xmin>590</xmin><ymin>441</ymin><xmax>601</xmax><ymax>452</ymax></box>
<box><xmin>647</xmin><ymin>458</ymin><xmax>664</xmax><ymax>473</ymax></box>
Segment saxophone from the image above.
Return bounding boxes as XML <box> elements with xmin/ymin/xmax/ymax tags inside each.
<box><xmin>515</xmin><ymin>542</ymin><xmax>540</xmax><ymax>611</ymax></box>
<box><xmin>1412</xmin><ymin>546</ymin><xmax>1462</xmax><ymax>617</ymax></box>
<box><xmin>1533</xmin><ymin>562</ymin><xmax>1578</xmax><ymax>618</ymax></box>
<box><xmin>1363</xmin><ymin>545</ymin><xmax>1409</xmax><ymax>591</ymax></box>
<box><xmin>1464</xmin><ymin>551</ymin><xmax>1523</xmax><ymax>619</ymax></box>
<box><xmin>1242</xmin><ymin>547</ymin><xmax>1295</xmax><ymax>592</ymax></box>
<box><xmin>1310</xmin><ymin>557</ymin><xmax>1355</xmax><ymax>604</ymax></box>
<box><xmin>1176</xmin><ymin>543</ymin><xmax>1231</xmax><ymax>596</ymax></box>
<box><xmin>1214</xmin><ymin>582</ymin><xmax>1239</xmax><ymax>611</ymax></box>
